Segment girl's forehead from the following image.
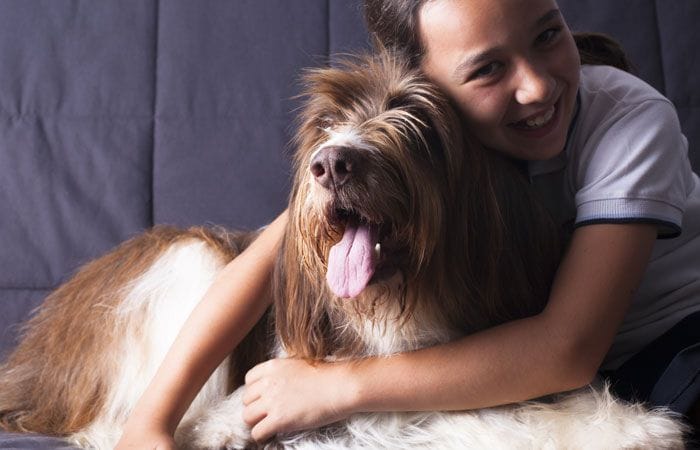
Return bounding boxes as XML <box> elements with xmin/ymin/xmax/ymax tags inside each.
<box><xmin>418</xmin><ymin>0</ymin><xmax>560</xmax><ymax>65</ymax></box>
<box><xmin>419</xmin><ymin>0</ymin><xmax>560</xmax><ymax>44</ymax></box>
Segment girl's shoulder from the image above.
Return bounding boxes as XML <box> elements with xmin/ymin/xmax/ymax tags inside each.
<box><xmin>564</xmin><ymin>65</ymin><xmax>692</xmax><ymax>238</ymax></box>
<box><xmin>572</xmin><ymin>65</ymin><xmax>682</xmax><ymax>149</ymax></box>
<box><xmin>578</xmin><ymin>64</ymin><xmax>672</xmax><ymax>114</ymax></box>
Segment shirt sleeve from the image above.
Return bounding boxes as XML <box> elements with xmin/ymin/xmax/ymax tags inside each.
<box><xmin>573</xmin><ymin>98</ymin><xmax>693</xmax><ymax>238</ymax></box>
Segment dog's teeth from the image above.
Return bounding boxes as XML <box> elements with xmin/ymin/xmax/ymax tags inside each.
<box><xmin>374</xmin><ymin>242</ymin><xmax>381</xmax><ymax>259</ymax></box>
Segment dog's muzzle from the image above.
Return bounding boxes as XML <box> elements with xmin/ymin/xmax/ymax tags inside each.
<box><xmin>310</xmin><ymin>145</ymin><xmax>362</xmax><ymax>191</ymax></box>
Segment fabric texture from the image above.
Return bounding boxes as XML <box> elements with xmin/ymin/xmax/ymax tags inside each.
<box><xmin>603</xmin><ymin>311</ymin><xmax>700</xmax><ymax>443</ymax></box>
<box><xmin>605</xmin><ymin>311</ymin><xmax>700</xmax><ymax>412</ymax></box>
<box><xmin>0</xmin><ymin>0</ymin><xmax>698</xmax><ymax>447</ymax></box>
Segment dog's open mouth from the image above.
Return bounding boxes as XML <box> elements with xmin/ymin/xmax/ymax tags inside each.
<box><xmin>325</xmin><ymin>208</ymin><xmax>386</xmax><ymax>299</ymax></box>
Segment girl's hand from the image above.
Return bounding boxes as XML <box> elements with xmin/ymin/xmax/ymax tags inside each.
<box><xmin>242</xmin><ymin>358</ymin><xmax>358</xmax><ymax>442</ymax></box>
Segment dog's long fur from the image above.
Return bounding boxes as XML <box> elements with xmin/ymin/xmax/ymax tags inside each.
<box><xmin>0</xmin><ymin>52</ymin><xmax>687</xmax><ymax>449</ymax></box>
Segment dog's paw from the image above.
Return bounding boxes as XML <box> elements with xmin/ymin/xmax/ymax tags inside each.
<box><xmin>176</xmin><ymin>389</ymin><xmax>252</xmax><ymax>450</ymax></box>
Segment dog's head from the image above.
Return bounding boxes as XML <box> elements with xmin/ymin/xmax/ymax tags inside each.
<box><xmin>288</xmin><ymin>52</ymin><xmax>465</xmax><ymax>300</ymax></box>
<box><xmin>274</xmin><ymin>51</ymin><xmax>476</xmax><ymax>357</ymax></box>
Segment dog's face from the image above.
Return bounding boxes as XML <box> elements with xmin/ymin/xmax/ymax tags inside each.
<box><xmin>289</xmin><ymin>53</ymin><xmax>465</xmax><ymax>300</ymax></box>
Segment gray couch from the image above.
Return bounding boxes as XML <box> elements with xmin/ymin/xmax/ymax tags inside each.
<box><xmin>0</xmin><ymin>1</ymin><xmax>698</xmax><ymax>447</ymax></box>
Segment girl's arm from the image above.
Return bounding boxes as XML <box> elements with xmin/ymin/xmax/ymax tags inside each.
<box><xmin>115</xmin><ymin>210</ymin><xmax>288</xmax><ymax>449</ymax></box>
<box><xmin>243</xmin><ymin>223</ymin><xmax>657</xmax><ymax>441</ymax></box>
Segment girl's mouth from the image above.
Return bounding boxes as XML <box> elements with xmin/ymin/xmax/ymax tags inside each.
<box><xmin>512</xmin><ymin>106</ymin><xmax>556</xmax><ymax>129</ymax></box>
<box><xmin>508</xmin><ymin>98</ymin><xmax>562</xmax><ymax>138</ymax></box>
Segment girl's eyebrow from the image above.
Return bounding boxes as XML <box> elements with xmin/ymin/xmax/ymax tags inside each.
<box><xmin>451</xmin><ymin>8</ymin><xmax>562</xmax><ymax>82</ymax></box>
<box><xmin>535</xmin><ymin>9</ymin><xmax>561</xmax><ymax>29</ymax></box>
<box><xmin>451</xmin><ymin>48</ymin><xmax>503</xmax><ymax>82</ymax></box>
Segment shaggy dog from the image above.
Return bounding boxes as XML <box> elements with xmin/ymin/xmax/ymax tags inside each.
<box><xmin>0</xmin><ymin>51</ymin><xmax>687</xmax><ymax>449</ymax></box>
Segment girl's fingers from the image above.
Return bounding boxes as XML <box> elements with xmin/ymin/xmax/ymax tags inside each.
<box><xmin>250</xmin><ymin>416</ymin><xmax>279</xmax><ymax>443</ymax></box>
<box><xmin>242</xmin><ymin>382</ymin><xmax>262</xmax><ymax>406</ymax></box>
<box><xmin>244</xmin><ymin>359</ymin><xmax>274</xmax><ymax>384</ymax></box>
<box><xmin>242</xmin><ymin>397</ymin><xmax>268</xmax><ymax>427</ymax></box>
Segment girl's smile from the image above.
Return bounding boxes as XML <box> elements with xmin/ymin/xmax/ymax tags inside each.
<box><xmin>419</xmin><ymin>0</ymin><xmax>580</xmax><ymax>161</ymax></box>
<box><xmin>507</xmin><ymin>90</ymin><xmax>563</xmax><ymax>139</ymax></box>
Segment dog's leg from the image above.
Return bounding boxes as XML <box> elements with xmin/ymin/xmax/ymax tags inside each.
<box><xmin>514</xmin><ymin>384</ymin><xmax>688</xmax><ymax>449</ymax></box>
<box><xmin>176</xmin><ymin>386</ymin><xmax>251</xmax><ymax>450</ymax></box>
<box><xmin>177</xmin><ymin>343</ymin><xmax>284</xmax><ymax>449</ymax></box>
<box><xmin>267</xmin><ymin>385</ymin><xmax>687</xmax><ymax>450</ymax></box>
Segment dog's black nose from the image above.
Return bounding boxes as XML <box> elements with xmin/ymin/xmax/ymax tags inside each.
<box><xmin>310</xmin><ymin>146</ymin><xmax>359</xmax><ymax>190</ymax></box>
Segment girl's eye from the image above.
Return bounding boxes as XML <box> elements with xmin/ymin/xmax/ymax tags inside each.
<box><xmin>535</xmin><ymin>27</ymin><xmax>561</xmax><ymax>46</ymax></box>
<box><xmin>471</xmin><ymin>61</ymin><xmax>503</xmax><ymax>80</ymax></box>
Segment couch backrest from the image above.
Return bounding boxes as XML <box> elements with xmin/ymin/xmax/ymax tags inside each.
<box><xmin>1</xmin><ymin>0</ymin><xmax>698</xmax><ymax>356</ymax></box>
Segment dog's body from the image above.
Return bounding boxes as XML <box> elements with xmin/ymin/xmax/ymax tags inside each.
<box><xmin>0</xmin><ymin>52</ymin><xmax>687</xmax><ymax>449</ymax></box>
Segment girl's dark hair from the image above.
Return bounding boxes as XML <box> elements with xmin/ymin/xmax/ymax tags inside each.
<box><xmin>573</xmin><ymin>32</ymin><xmax>635</xmax><ymax>73</ymax></box>
<box><xmin>364</xmin><ymin>0</ymin><xmax>425</xmax><ymax>67</ymax></box>
<box><xmin>363</xmin><ymin>0</ymin><xmax>634</xmax><ymax>73</ymax></box>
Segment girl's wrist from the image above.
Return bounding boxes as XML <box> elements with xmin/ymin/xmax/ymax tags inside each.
<box><xmin>122</xmin><ymin>398</ymin><xmax>179</xmax><ymax>436</ymax></box>
<box><xmin>122</xmin><ymin>416</ymin><xmax>170</xmax><ymax>437</ymax></box>
<box><xmin>334</xmin><ymin>357</ymin><xmax>380</xmax><ymax>415</ymax></box>
<box><xmin>332</xmin><ymin>359</ymin><xmax>369</xmax><ymax>416</ymax></box>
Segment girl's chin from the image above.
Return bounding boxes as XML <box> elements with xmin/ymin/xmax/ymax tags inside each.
<box><xmin>504</xmin><ymin>124</ymin><xmax>570</xmax><ymax>160</ymax></box>
<box><xmin>498</xmin><ymin>134</ymin><xmax>568</xmax><ymax>161</ymax></box>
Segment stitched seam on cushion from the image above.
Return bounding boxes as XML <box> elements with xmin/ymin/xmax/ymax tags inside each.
<box><xmin>326</xmin><ymin>0</ymin><xmax>330</xmax><ymax>59</ymax></box>
<box><xmin>150</xmin><ymin>0</ymin><xmax>160</xmax><ymax>227</ymax></box>
<box><xmin>0</xmin><ymin>112</ymin><xmax>293</xmax><ymax>121</ymax></box>
<box><xmin>0</xmin><ymin>287</ymin><xmax>53</xmax><ymax>292</ymax></box>
<box><xmin>652</xmin><ymin>0</ymin><xmax>667</xmax><ymax>95</ymax></box>
<box><xmin>0</xmin><ymin>113</ymin><xmax>156</xmax><ymax>120</ymax></box>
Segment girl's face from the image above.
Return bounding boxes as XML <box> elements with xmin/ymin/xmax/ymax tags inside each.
<box><xmin>419</xmin><ymin>0</ymin><xmax>580</xmax><ymax>161</ymax></box>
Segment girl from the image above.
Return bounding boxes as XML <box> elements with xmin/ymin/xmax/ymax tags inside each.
<box><xmin>117</xmin><ymin>0</ymin><xmax>700</xmax><ymax>447</ymax></box>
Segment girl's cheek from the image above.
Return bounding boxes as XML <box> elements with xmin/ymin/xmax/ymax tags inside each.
<box><xmin>456</xmin><ymin>89</ymin><xmax>507</xmax><ymax>128</ymax></box>
<box><xmin>553</xmin><ymin>35</ymin><xmax>581</xmax><ymax>80</ymax></box>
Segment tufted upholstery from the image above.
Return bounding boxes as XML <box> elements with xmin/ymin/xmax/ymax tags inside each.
<box><xmin>559</xmin><ymin>0</ymin><xmax>700</xmax><ymax>170</ymax></box>
<box><xmin>0</xmin><ymin>1</ymin><xmax>697</xmax><ymax>447</ymax></box>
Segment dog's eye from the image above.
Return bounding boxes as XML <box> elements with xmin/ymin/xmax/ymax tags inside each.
<box><xmin>318</xmin><ymin>116</ymin><xmax>335</xmax><ymax>130</ymax></box>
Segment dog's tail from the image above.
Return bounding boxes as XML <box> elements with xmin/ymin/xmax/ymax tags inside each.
<box><xmin>0</xmin><ymin>226</ymin><xmax>252</xmax><ymax>446</ymax></box>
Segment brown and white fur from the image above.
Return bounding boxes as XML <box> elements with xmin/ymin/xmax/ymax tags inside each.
<box><xmin>0</xmin><ymin>51</ymin><xmax>687</xmax><ymax>449</ymax></box>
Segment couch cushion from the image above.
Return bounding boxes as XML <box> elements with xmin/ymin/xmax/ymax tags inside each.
<box><xmin>152</xmin><ymin>1</ymin><xmax>328</xmax><ymax>229</ymax></box>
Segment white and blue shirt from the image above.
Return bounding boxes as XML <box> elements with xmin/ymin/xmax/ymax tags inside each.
<box><xmin>528</xmin><ymin>65</ymin><xmax>700</xmax><ymax>370</ymax></box>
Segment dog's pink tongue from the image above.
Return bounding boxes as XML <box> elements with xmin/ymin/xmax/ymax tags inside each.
<box><xmin>327</xmin><ymin>222</ymin><xmax>378</xmax><ymax>298</ymax></box>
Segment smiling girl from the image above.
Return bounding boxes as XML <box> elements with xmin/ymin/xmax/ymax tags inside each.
<box><xmin>117</xmin><ymin>1</ymin><xmax>700</xmax><ymax>447</ymax></box>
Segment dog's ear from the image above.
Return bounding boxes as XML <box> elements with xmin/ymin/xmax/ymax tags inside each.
<box><xmin>415</xmin><ymin>88</ymin><xmax>468</xmax><ymax>200</ymax></box>
<box><xmin>273</xmin><ymin>231</ymin><xmax>337</xmax><ymax>359</ymax></box>
<box><xmin>370</xmin><ymin>52</ymin><xmax>467</xmax><ymax>198</ymax></box>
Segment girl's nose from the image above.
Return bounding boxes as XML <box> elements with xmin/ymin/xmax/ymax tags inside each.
<box><xmin>513</xmin><ymin>61</ymin><xmax>556</xmax><ymax>105</ymax></box>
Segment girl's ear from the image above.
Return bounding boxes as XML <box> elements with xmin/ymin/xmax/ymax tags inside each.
<box><xmin>573</xmin><ymin>32</ymin><xmax>636</xmax><ymax>74</ymax></box>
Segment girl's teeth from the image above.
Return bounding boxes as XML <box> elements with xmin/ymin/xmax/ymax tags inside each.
<box><xmin>523</xmin><ymin>106</ymin><xmax>555</xmax><ymax>128</ymax></box>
